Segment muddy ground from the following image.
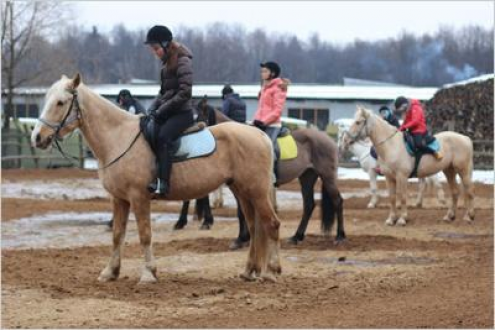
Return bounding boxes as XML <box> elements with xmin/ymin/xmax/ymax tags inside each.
<box><xmin>1</xmin><ymin>168</ymin><xmax>494</xmax><ymax>328</ymax></box>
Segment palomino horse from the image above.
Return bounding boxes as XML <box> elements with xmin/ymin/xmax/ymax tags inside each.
<box><xmin>213</xmin><ymin>110</ymin><xmax>345</xmax><ymax>247</ymax></box>
<box><xmin>338</xmin><ymin>130</ymin><xmax>446</xmax><ymax>208</ymax></box>
<box><xmin>31</xmin><ymin>74</ymin><xmax>281</xmax><ymax>283</ymax></box>
<box><xmin>346</xmin><ymin>106</ymin><xmax>474</xmax><ymax>226</ymax></box>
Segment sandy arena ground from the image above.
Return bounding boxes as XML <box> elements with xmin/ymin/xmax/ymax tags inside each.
<box><xmin>1</xmin><ymin>168</ymin><xmax>493</xmax><ymax>328</ymax></box>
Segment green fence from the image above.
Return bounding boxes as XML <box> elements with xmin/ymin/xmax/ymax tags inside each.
<box><xmin>1</xmin><ymin>119</ymin><xmax>85</xmax><ymax>169</ymax></box>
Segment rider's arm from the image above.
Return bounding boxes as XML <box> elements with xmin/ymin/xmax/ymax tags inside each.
<box><xmin>156</xmin><ymin>56</ymin><xmax>193</xmax><ymax>118</ymax></box>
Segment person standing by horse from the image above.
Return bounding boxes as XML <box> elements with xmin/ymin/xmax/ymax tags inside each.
<box><xmin>371</xmin><ymin>105</ymin><xmax>401</xmax><ymax>172</ymax></box>
<box><xmin>145</xmin><ymin>25</ymin><xmax>195</xmax><ymax>195</ymax></box>
<box><xmin>394</xmin><ymin>96</ymin><xmax>443</xmax><ymax>160</ymax></box>
<box><xmin>116</xmin><ymin>89</ymin><xmax>146</xmax><ymax>115</ymax></box>
<box><xmin>252</xmin><ymin>61</ymin><xmax>290</xmax><ymax>183</ymax></box>
<box><xmin>221</xmin><ymin>84</ymin><xmax>246</xmax><ymax>123</ymax></box>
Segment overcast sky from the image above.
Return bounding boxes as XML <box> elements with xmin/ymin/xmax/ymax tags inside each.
<box><xmin>74</xmin><ymin>1</ymin><xmax>494</xmax><ymax>43</ymax></box>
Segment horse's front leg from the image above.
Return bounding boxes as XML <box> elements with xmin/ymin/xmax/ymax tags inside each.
<box><xmin>367</xmin><ymin>169</ymin><xmax>379</xmax><ymax>208</ymax></box>
<box><xmin>132</xmin><ymin>195</ymin><xmax>157</xmax><ymax>284</ymax></box>
<box><xmin>396</xmin><ymin>174</ymin><xmax>408</xmax><ymax>226</ymax></box>
<box><xmin>98</xmin><ymin>197</ymin><xmax>130</xmax><ymax>282</ymax></box>
<box><xmin>384</xmin><ymin>176</ymin><xmax>398</xmax><ymax>226</ymax></box>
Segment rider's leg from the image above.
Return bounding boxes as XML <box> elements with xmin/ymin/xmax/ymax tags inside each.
<box><xmin>148</xmin><ymin>110</ymin><xmax>194</xmax><ymax>195</ymax></box>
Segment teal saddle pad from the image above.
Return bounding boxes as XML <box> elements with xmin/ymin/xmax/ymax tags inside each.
<box><xmin>172</xmin><ymin>128</ymin><xmax>216</xmax><ymax>162</ymax></box>
<box><xmin>405</xmin><ymin>137</ymin><xmax>440</xmax><ymax>156</ymax></box>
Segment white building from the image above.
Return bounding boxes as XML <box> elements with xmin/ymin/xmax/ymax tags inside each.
<box><xmin>2</xmin><ymin>83</ymin><xmax>438</xmax><ymax>130</ymax></box>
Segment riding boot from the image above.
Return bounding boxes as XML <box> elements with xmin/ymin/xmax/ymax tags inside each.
<box><xmin>148</xmin><ymin>150</ymin><xmax>172</xmax><ymax>196</ymax></box>
<box><xmin>273</xmin><ymin>144</ymin><xmax>280</xmax><ymax>187</ymax></box>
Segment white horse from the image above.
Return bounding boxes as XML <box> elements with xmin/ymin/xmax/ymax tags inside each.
<box><xmin>346</xmin><ymin>106</ymin><xmax>475</xmax><ymax>226</ymax></box>
<box><xmin>339</xmin><ymin>131</ymin><xmax>446</xmax><ymax>208</ymax></box>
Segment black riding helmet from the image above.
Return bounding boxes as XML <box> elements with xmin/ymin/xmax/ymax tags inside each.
<box><xmin>394</xmin><ymin>96</ymin><xmax>409</xmax><ymax>111</ymax></box>
<box><xmin>144</xmin><ymin>25</ymin><xmax>173</xmax><ymax>48</ymax></box>
<box><xmin>221</xmin><ymin>84</ymin><xmax>233</xmax><ymax>99</ymax></box>
<box><xmin>116</xmin><ymin>89</ymin><xmax>131</xmax><ymax>103</ymax></box>
<box><xmin>260</xmin><ymin>61</ymin><xmax>281</xmax><ymax>78</ymax></box>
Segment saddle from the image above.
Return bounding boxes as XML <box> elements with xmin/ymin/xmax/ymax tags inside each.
<box><xmin>403</xmin><ymin>131</ymin><xmax>440</xmax><ymax>178</ymax></box>
<box><xmin>140</xmin><ymin>116</ymin><xmax>216</xmax><ymax>163</ymax></box>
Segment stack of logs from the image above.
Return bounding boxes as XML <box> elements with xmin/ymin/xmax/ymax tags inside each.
<box><xmin>425</xmin><ymin>77</ymin><xmax>494</xmax><ymax>169</ymax></box>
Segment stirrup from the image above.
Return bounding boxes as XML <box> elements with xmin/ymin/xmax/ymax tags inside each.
<box><xmin>147</xmin><ymin>179</ymin><xmax>169</xmax><ymax>195</ymax></box>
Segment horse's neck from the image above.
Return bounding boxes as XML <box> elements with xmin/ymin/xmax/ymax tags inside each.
<box><xmin>368</xmin><ymin>115</ymin><xmax>400</xmax><ymax>162</ymax></box>
<box><xmin>78</xmin><ymin>85</ymin><xmax>139</xmax><ymax>164</ymax></box>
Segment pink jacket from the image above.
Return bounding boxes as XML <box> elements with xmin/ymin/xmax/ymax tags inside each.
<box><xmin>254</xmin><ymin>78</ymin><xmax>289</xmax><ymax>125</ymax></box>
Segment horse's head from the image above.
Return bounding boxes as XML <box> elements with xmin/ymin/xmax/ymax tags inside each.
<box><xmin>346</xmin><ymin>105</ymin><xmax>373</xmax><ymax>144</ymax></box>
<box><xmin>31</xmin><ymin>73</ymin><xmax>83</xmax><ymax>149</ymax></box>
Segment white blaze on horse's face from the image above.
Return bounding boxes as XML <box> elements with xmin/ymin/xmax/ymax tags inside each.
<box><xmin>31</xmin><ymin>74</ymin><xmax>81</xmax><ymax>149</ymax></box>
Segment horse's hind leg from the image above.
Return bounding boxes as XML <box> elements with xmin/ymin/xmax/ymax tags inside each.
<box><xmin>415</xmin><ymin>178</ymin><xmax>426</xmax><ymax>208</ymax></box>
<box><xmin>459</xmin><ymin>167</ymin><xmax>475</xmax><ymax>222</ymax></box>
<box><xmin>230</xmin><ymin>196</ymin><xmax>250</xmax><ymax>250</ymax></box>
<box><xmin>98</xmin><ymin>197</ymin><xmax>130</xmax><ymax>282</ymax></box>
<box><xmin>443</xmin><ymin>167</ymin><xmax>459</xmax><ymax>222</ymax></box>
<box><xmin>433</xmin><ymin>176</ymin><xmax>446</xmax><ymax>206</ymax></box>
<box><xmin>252</xmin><ymin>195</ymin><xmax>281</xmax><ymax>281</ymax></box>
<box><xmin>236</xmin><ymin>196</ymin><xmax>257</xmax><ymax>280</ymax></box>
<box><xmin>200</xmin><ymin>196</ymin><xmax>214</xmax><ymax>230</ymax></box>
<box><xmin>132</xmin><ymin>196</ymin><xmax>157</xmax><ymax>283</ymax></box>
<box><xmin>174</xmin><ymin>200</ymin><xmax>190</xmax><ymax>230</ymax></box>
<box><xmin>289</xmin><ymin>169</ymin><xmax>318</xmax><ymax>244</ymax></box>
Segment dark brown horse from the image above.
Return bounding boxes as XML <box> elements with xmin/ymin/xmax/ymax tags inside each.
<box><xmin>175</xmin><ymin>109</ymin><xmax>346</xmax><ymax>248</ymax></box>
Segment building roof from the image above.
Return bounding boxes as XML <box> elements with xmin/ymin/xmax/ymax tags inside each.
<box><xmin>442</xmin><ymin>73</ymin><xmax>494</xmax><ymax>89</ymax></box>
<box><xmin>5</xmin><ymin>83</ymin><xmax>438</xmax><ymax>101</ymax></box>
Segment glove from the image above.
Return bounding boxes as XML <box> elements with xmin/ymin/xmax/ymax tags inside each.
<box><xmin>253</xmin><ymin>120</ymin><xmax>266</xmax><ymax>129</ymax></box>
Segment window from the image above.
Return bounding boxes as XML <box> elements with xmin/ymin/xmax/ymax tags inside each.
<box><xmin>288</xmin><ymin>108</ymin><xmax>330</xmax><ymax>130</ymax></box>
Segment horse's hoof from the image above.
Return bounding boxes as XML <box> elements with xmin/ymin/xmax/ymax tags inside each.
<box><xmin>240</xmin><ymin>271</ymin><xmax>256</xmax><ymax>282</ymax></box>
<box><xmin>268</xmin><ymin>263</ymin><xmax>282</xmax><ymax>275</ymax></box>
<box><xmin>385</xmin><ymin>218</ymin><xmax>395</xmax><ymax>226</ymax></box>
<box><xmin>173</xmin><ymin>222</ymin><xmax>186</xmax><ymax>230</ymax></box>
<box><xmin>260</xmin><ymin>272</ymin><xmax>277</xmax><ymax>283</ymax></box>
<box><xmin>443</xmin><ymin>214</ymin><xmax>455</xmax><ymax>222</ymax></box>
<box><xmin>334</xmin><ymin>237</ymin><xmax>346</xmax><ymax>245</ymax></box>
<box><xmin>367</xmin><ymin>203</ymin><xmax>376</xmax><ymax>209</ymax></box>
<box><xmin>396</xmin><ymin>218</ymin><xmax>407</xmax><ymax>226</ymax></box>
<box><xmin>139</xmin><ymin>268</ymin><xmax>158</xmax><ymax>284</ymax></box>
<box><xmin>200</xmin><ymin>223</ymin><xmax>211</xmax><ymax>230</ymax></box>
<box><xmin>229</xmin><ymin>240</ymin><xmax>248</xmax><ymax>250</ymax></box>
<box><xmin>98</xmin><ymin>266</ymin><xmax>119</xmax><ymax>282</ymax></box>
<box><xmin>463</xmin><ymin>214</ymin><xmax>475</xmax><ymax>223</ymax></box>
<box><xmin>287</xmin><ymin>236</ymin><xmax>301</xmax><ymax>245</ymax></box>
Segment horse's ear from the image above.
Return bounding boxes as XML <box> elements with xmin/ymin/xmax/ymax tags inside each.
<box><xmin>362</xmin><ymin>108</ymin><xmax>371</xmax><ymax>119</ymax></box>
<box><xmin>61</xmin><ymin>74</ymin><xmax>68</xmax><ymax>80</ymax></box>
<box><xmin>71</xmin><ymin>72</ymin><xmax>81</xmax><ymax>89</ymax></box>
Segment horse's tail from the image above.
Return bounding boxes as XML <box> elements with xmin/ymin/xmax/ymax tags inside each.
<box><xmin>321</xmin><ymin>183</ymin><xmax>336</xmax><ymax>234</ymax></box>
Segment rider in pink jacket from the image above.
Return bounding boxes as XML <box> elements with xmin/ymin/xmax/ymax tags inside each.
<box><xmin>253</xmin><ymin>61</ymin><xmax>290</xmax><ymax>184</ymax></box>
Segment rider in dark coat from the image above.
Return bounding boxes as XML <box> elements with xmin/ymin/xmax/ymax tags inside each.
<box><xmin>145</xmin><ymin>25</ymin><xmax>195</xmax><ymax>195</ymax></box>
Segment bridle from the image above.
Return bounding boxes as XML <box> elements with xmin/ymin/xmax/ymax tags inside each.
<box><xmin>345</xmin><ymin>115</ymin><xmax>399</xmax><ymax>148</ymax></box>
<box><xmin>37</xmin><ymin>88</ymin><xmax>142</xmax><ymax>170</ymax></box>
<box><xmin>38</xmin><ymin>88</ymin><xmax>83</xmax><ymax>141</ymax></box>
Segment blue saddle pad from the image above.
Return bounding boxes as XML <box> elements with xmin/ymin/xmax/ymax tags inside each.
<box><xmin>405</xmin><ymin>138</ymin><xmax>440</xmax><ymax>156</ymax></box>
<box><xmin>173</xmin><ymin>128</ymin><xmax>216</xmax><ymax>162</ymax></box>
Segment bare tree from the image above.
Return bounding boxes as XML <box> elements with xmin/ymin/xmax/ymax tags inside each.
<box><xmin>1</xmin><ymin>1</ymin><xmax>71</xmax><ymax>128</ymax></box>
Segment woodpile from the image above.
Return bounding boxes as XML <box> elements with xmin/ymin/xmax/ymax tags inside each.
<box><xmin>425</xmin><ymin>77</ymin><xmax>493</xmax><ymax>169</ymax></box>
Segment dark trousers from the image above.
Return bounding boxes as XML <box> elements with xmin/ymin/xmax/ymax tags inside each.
<box><xmin>155</xmin><ymin>110</ymin><xmax>194</xmax><ymax>181</ymax></box>
<box><xmin>262</xmin><ymin>126</ymin><xmax>281</xmax><ymax>184</ymax></box>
